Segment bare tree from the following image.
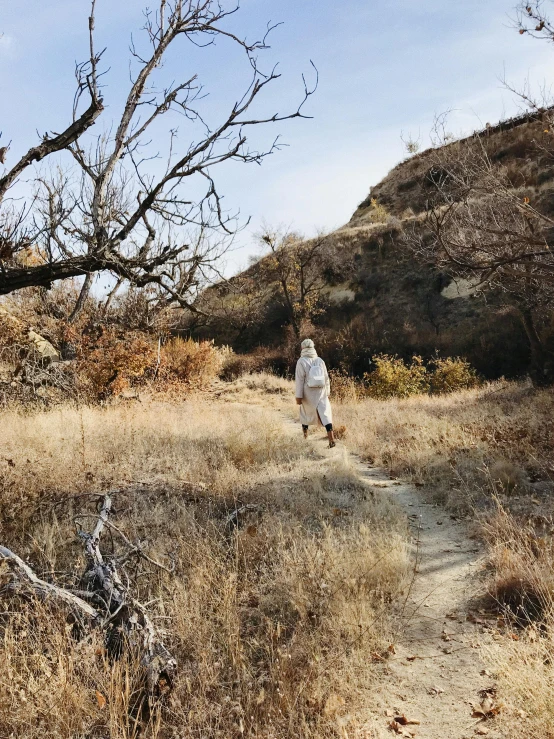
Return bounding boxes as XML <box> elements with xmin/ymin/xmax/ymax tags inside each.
<box><xmin>0</xmin><ymin>1</ymin><xmax>317</xmax><ymax>320</ymax></box>
<box><xmin>406</xmin><ymin>129</ymin><xmax>554</xmax><ymax>383</ymax></box>
<box><xmin>257</xmin><ymin>227</ymin><xmax>332</xmax><ymax>338</ymax></box>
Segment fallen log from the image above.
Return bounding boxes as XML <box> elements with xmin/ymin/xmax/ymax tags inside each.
<box><xmin>0</xmin><ymin>492</ymin><xmax>177</xmax><ymax>696</ymax></box>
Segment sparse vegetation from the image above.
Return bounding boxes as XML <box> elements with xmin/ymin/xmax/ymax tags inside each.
<box><xmin>0</xmin><ymin>399</ymin><xmax>409</xmax><ymax>738</ymax></box>
<box><xmin>333</xmin><ymin>381</ymin><xmax>553</xmax><ymax>511</ymax></box>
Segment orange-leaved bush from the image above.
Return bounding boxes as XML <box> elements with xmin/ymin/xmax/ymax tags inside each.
<box><xmin>77</xmin><ymin>329</ymin><xmax>155</xmax><ymax>399</ymax></box>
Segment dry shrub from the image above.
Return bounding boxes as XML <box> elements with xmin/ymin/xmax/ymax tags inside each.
<box><xmin>0</xmin><ymin>308</ymin><xmax>27</xmax><ymax>350</ymax></box>
<box><xmin>236</xmin><ymin>371</ymin><xmax>292</xmax><ymax>395</ymax></box>
<box><xmin>161</xmin><ymin>337</ymin><xmax>222</xmax><ymax>388</ymax></box>
<box><xmin>0</xmin><ymin>400</ymin><xmax>408</xmax><ymax>737</ymax></box>
<box><xmin>77</xmin><ymin>329</ymin><xmax>155</xmax><ymax>399</ymax></box>
<box><xmin>328</xmin><ymin>368</ymin><xmax>362</xmax><ymax>402</ymax></box>
<box><xmin>216</xmin><ymin>372</ymin><xmax>294</xmax><ymax>409</ymax></box>
<box><xmin>220</xmin><ymin>347</ymin><xmax>284</xmax><ymax>381</ymax></box>
<box><xmin>482</xmin><ymin>503</ymin><xmax>554</xmax><ymax>622</ymax></box>
<box><xmin>489</xmin><ymin>459</ymin><xmax>528</xmax><ymax>495</ymax></box>
<box><xmin>365</xmin><ymin>354</ymin><xmax>429</xmax><ymax>399</ymax></box>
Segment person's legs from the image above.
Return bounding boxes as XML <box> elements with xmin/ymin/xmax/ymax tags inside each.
<box><xmin>302</xmin><ymin>424</ymin><xmax>309</xmax><ymax>439</ymax></box>
<box><xmin>325</xmin><ymin>423</ymin><xmax>335</xmax><ymax>448</ymax></box>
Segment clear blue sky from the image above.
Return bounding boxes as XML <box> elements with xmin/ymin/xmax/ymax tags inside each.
<box><xmin>1</xmin><ymin>0</ymin><xmax>553</xmax><ymax>276</ymax></box>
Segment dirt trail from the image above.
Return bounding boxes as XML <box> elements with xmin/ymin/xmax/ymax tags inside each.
<box><xmin>281</xmin><ymin>414</ymin><xmax>502</xmax><ymax>739</ymax></box>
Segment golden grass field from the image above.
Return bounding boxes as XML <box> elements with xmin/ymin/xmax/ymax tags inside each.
<box><xmin>1</xmin><ymin>374</ymin><xmax>553</xmax><ymax>738</ymax></box>
<box><xmin>0</xmin><ymin>397</ymin><xmax>409</xmax><ymax>738</ymax></box>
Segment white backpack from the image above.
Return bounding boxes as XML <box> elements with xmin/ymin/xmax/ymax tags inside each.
<box><xmin>306</xmin><ymin>359</ymin><xmax>325</xmax><ymax>388</ymax></box>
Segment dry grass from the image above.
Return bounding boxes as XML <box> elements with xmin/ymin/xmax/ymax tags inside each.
<box><xmin>333</xmin><ymin>381</ymin><xmax>554</xmax><ymax>512</ymax></box>
<box><xmin>0</xmin><ymin>398</ymin><xmax>408</xmax><ymax>738</ymax></box>
<box><xmin>486</xmin><ymin>627</ymin><xmax>554</xmax><ymax>739</ymax></box>
<box><xmin>481</xmin><ymin>505</ymin><xmax>554</xmax><ymax>738</ymax></box>
<box><xmin>329</xmin><ymin>379</ymin><xmax>554</xmax><ymax>737</ymax></box>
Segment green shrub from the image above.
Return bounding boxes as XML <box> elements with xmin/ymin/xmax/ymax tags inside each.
<box><xmin>365</xmin><ymin>354</ymin><xmax>429</xmax><ymax>399</ymax></box>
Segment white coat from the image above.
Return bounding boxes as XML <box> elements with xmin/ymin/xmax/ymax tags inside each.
<box><xmin>295</xmin><ymin>356</ymin><xmax>333</xmax><ymax>427</ymax></box>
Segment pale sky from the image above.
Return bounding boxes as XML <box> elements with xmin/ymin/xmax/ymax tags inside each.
<box><xmin>1</xmin><ymin>0</ymin><xmax>553</xmax><ymax>277</ymax></box>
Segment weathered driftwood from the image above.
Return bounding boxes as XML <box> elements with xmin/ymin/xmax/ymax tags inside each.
<box><xmin>0</xmin><ymin>493</ymin><xmax>177</xmax><ymax>695</ymax></box>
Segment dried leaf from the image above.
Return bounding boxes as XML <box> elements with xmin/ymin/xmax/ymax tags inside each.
<box><xmin>429</xmin><ymin>685</ymin><xmax>444</xmax><ymax>695</ymax></box>
<box><xmin>395</xmin><ymin>715</ymin><xmax>420</xmax><ymax>726</ymax></box>
<box><xmin>472</xmin><ymin>694</ymin><xmax>500</xmax><ymax>718</ymax></box>
<box><xmin>95</xmin><ymin>690</ymin><xmax>107</xmax><ymax>709</ymax></box>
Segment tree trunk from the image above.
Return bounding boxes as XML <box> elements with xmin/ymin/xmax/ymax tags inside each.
<box><xmin>102</xmin><ymin>277</ymin><xmax>123</xmax><ymax>317</ymax></box>
<box><xmin>519</xmin><ymin>307</ymin><xmax>553</xmax><ymax>386</ymax></box>
<box><xmin>68</xmin><ymin>273</ymin><xmax>93</xmax><ymax>324</ymax></box>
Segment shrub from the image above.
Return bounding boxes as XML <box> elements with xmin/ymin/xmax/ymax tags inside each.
<box><xmin>365</xmin><ymin>354</ymin><xmax>429</xmax><ymax>399</ymax></box>
<box><xmin>220</xmin><ymin>347</ymin><xmax>285</xmax><ymax>381</ymax></box>
<box><xmin>161</xmin><ymin>337</ymin><xmax>223</xmax><ymax>388</ymax></box>
<box><xmin>430</xmin><ymin>356</ymin><xmax>481</xmax><ymax>394</ymax></box>
<box><xmin>328</xmin><ymin>368</ymin><xmax>363</xmax><ymax>402</ymax></box>
<box><xmin>367</xmin><ymin>198</ymin><xmax>389</xmax><ymax>224</ymax></box>
<box><xmin>77</xmin><ymin>329</ymin><xmax>155</xmax><ymax>399</ymax></box>
<box><xmin>0</xmin><ymin>307</ymin><xmax>27</xmax><ymax>350</ymax></box>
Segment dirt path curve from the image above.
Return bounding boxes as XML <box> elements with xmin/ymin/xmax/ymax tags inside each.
<box><xmin>281</xmin><ymin>414</ymin><xmax>501</xmax><ymax>739</ymax></box>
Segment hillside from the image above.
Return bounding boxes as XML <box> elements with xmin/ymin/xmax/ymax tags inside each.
<box><xmin>192</xmin><ymin>110</ymin><xmax>554</xmax><ymax>379</ymax></box>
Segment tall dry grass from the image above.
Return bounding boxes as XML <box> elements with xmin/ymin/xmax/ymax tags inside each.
<box><xmin>0</xmin><ymin>399</ymin><xmax>408</xmax><ymax>738</ymax></box>
<box><xmin>481</xmin><ymin>505</ymin><xmax>554</xmax><ymax>739</ymax></box>
<box><xmin>334</xmin><ymin>382</ymin><xmax>554</xmax><ymax>511</ymax></box>
<box><xmin>331</xmin><ymin>380</ymin><xmax>554</xmax><ymax>738</ymax></box>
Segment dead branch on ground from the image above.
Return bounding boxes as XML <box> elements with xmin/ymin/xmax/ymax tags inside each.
<box><xmin>0</xmin><ymin>492</ymin><xmax>176</xmax><ymax>696</ymax></box>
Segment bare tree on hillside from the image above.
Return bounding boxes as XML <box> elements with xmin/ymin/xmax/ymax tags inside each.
<box><xmin>0</xmin><ymin>1</ymin><xmax>317</xmax><ymax>321</ymax></box>
<box><xmin>257</xmin><ymin>227</ymin><xmax>333</xmax><ymax>338</ymax></box>
<box><xmin>407</xmin><ymin>131</ymin><xmax>554</xmax><ymax>383</ymax></box>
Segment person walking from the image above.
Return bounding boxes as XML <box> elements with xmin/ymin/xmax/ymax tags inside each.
<box><xmin>295</xmin><ymin>338</ymin><xmax>335</xmax><ymax>448</ymax></box>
